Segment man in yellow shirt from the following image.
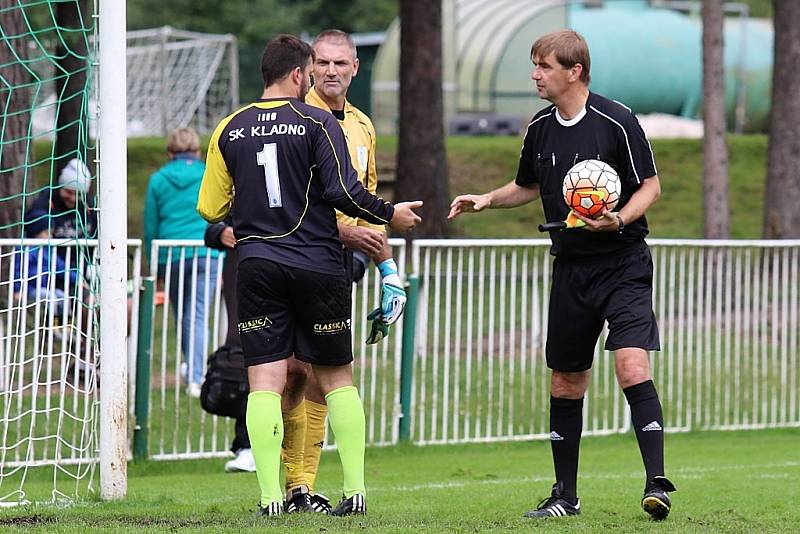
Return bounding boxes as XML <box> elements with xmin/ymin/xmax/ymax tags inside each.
<box><xmin>280</xmin><ymin>29</ymin><xmax>406</xmax><ymax>515</ymax></box>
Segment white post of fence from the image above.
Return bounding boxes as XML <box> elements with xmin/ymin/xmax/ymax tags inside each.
<box><xmin>99</xmin><ymin>0</ymin><xmax>129</xmax><ymax>500</ymax></box>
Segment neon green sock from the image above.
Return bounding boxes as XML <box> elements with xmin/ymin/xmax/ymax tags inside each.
<box><xmin>246</xmin><ymin>390</ymin><xmax>283</xmax><ymax>506</ymax></box>
<box><xmin>325</xmin><ymin>386</ymin><xmax>366</xmax><ymax>498</ymax></box>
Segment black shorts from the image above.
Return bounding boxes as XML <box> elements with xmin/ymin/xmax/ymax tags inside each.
<box><xmin>236</xmin><ymin>258</ymin><xmax>353</xmax><ymax>367</ymax></box>
<box><xmin>546</xmin><ymin>242</ymin><xmax>660</xmax><ymax>372</ymax></box>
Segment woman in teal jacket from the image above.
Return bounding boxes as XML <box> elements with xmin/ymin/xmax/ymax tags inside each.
<box><xmin>144</xmin><ymin>127</ymin><xmax>220</xmax><ymax>396</ymax></box>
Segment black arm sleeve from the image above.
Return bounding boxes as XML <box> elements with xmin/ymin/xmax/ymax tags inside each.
<box><xmin>313</xmin><ymin>114</ymin><xmax>395</xmax><ymax>225</ymax></box>
<box><xmin>618</xmin><ymin>113</ymin><xmax>657</xmax><ymax>183</ymax></box>
<box><xmin>514</xmin><ymin>124</ymin><xmax>537</xmax><ymax>187</ymax></box>
<box><xmin>204</xmin><ymin>223</ymin><xmax>227</xmax><ymax>250</ymax></box>
<box><xmin>204</xmin><ymin>215</ymin><xmax>233</xmax><ymax>250</ymax></box>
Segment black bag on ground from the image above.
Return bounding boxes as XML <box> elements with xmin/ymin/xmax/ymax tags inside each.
<box><xmin>200</xmin><ymin>344</ymin><xmax>248</xmax><ymax>419</ymax></box>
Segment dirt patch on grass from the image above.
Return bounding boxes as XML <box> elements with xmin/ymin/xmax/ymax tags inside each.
<box><xmin>0</xmin><ymin>514</ymin><xmax>56</xmax><ymax>526</ymax></box>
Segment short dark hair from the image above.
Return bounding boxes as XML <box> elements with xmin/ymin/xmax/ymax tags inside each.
<box><xmin>261</xmin><ymin>34</ymin><xmax>315</xmax><ymax>87</ymax></box>
<box><xmin>531</xmin><ymin>29</ymin><xmax>591</xmax><ymax>84</ymax></box>
<box><xmin>312</xmin><ymin>29</ymin><xmax>357</xmax><ymax>58</ymax></box>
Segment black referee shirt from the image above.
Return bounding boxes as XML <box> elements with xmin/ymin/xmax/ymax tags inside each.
<box><xmin>516</xmin><ymin>92</ymin><xmax>657</xmax><ymax>259</ymax></box>
<box><xmin>199</xmin><ymin>97</ymin><xmax>394</xmax><ymax>275</ymax></box>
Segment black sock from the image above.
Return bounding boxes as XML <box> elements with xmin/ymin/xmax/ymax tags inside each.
<box><xmin>549</xmin><ymin>396</ymin><xmax>583</xmax><ymax>505</ymax></box>
<box><xmin>624</xmin><ymin>380</ymin><xmax>665</xmax><ymax>484</ymax></box>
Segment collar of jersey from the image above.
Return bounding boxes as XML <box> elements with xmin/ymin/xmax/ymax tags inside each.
<box><xmin>255</xmin><ymin>98</ymin><xmax>295</xmax><ymax>109</ymax></box>
<box><xmin>306</xmin><ymin>86</ymin><xmax>352</xmax><ymax>116</ymax></box>
<box><xmin>554</xmin><ymin>105</ymin><xmax>587</xmax><ymax>127</ymax></box>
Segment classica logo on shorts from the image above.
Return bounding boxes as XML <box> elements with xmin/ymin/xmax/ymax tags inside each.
<box><xmin>313</xmin><ymin>318</ymin><xmax>351</xmax><ymax>335</ymax></box>
<box><xmin>238</xmin><ymin>316</ymin><xmax>273</xmax><ymax>333</ymax></box>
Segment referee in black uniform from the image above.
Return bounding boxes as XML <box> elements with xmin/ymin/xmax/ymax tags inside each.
<box><xmin>198</xmin><ymin>34</ymin><xmax>422</xmax><ymax>517</ymax></box>
<box><xmin>449</xmin><ymin>29</ymin><xmax>675</xmax><ymax>521</ymax></box>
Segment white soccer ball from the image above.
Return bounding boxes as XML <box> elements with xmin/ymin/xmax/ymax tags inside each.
<box><xmin>562</xmin><ymin>159</ymin><xmax>621</xmax><ymax>218</ymax></box>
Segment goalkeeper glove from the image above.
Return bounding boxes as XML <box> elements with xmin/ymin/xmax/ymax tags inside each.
<box><xmin>376</xmin><ymin>259</ymin><xmax>406</xmax><ymax>325</ymax></box>
<box><xmin>365</xmin><ymin>308</ymin><xmax>389</xmax><ymax>345</ymax></box>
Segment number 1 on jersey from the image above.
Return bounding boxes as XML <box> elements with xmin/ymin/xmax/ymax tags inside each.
<box><xmin>256</xmin><ymin>143</ymin><xmax>282</xmax><ymax>208</ymax></box>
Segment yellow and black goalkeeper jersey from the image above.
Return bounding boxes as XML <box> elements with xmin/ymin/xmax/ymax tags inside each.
<box><xmin>305</xmin><ymin>87</ymin><xmax>383</xmax><ymax>233</ymax></box>
<box><xmin>197</xmin><ymin>97</ymin><xmax>394</xmax><ymax>275</ymax></box>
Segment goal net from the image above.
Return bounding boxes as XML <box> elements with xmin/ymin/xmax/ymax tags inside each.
<box><xmin>0</xmin><ymin>0</ymin><xmax>103</xmax><ymax>505</ymax></box>
<box><xmin>126</xmin><ymin>26</ymin><xmax>238</xmax><ymax>137</ymax></box>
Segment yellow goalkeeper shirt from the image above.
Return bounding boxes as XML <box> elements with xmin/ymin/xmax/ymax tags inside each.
<box><xmin>306</xmin><ymin>86</ymin><xmax>384</xmax><ymax>233</ymax></box>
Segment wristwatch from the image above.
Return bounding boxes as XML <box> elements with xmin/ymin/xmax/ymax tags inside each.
<box><xmin>617</xmin><ymin>214</ymin><xmax>625</xmax><ymax>234</ymax></box>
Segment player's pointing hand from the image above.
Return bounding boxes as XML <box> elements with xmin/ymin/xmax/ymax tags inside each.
<box><xmin>448</xmin><ymin>194</ymin><xmax>491</xmax><ymax>220</ymax></box>
<box><xmin>390</xmin><ymin>200</ymin><xmax>423</xmax><ymax>233</ymax></box>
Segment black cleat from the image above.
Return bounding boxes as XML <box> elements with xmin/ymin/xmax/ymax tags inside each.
<box><xmin>310</xmin><ymin>492</ymin><xmax>333</xmax><ymax>515</ymax></box>
<box><xmin>284</xmin><ymin>485</ymin><xmax>314</xmax><ymax>514</ymax></box>
<box><xmin>256</xmin><ymin>501</ymin><xmax>283</xmax><ymax>517</ymax></box>
<box><xmin>524</xmin><ymin>483</ymin><xmax>581</xmax><ymax>518</ymax></box>
<box><xmin>331</xmin><ymin>493</ymin><xmax>367</xmax><ymax>516</ymax></box>
<box><xmin>642</xmin><ymin>476</ymin><xmax>677</xmax><ymax>520</ymax></box>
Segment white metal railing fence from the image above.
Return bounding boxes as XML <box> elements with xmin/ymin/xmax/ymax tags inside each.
<box><xmin>650</xmin><ymin>240</ymin><xmax>799</xmax><ymax>432</ymax></box>
<box><xmin>0</xmin><ymin>239</ymin><xmax>141</xmax><ymax>469</ymax></box>
<box><xmin>147</xmin><ymin>241</ymin><xmax>227</xmax><ymax>460</ymax></box>
<box><xmin>139</xmin><ymin>238</ymin><xmax>800</xmax><ymax>458</ymax></box>
<box><xmin>411</xmin><ymin>239</ymin><xmax>556</xmax><ymax>444</ymax></box>
<box><xmin>145</xmin><ymin>239</ymin><xmax>405</xmax><ymax>460</ymax></box>
<box><xmin>410</xmin><ymin>239</ymin><xmax>800</xmax><ymax>445</ymax></box>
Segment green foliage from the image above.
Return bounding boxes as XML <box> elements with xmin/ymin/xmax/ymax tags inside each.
<box><xmin>126</xmin><ymin>0</ymin><xmax>397</xmax><ymax>100</ymax></box>
<box><xmin>127</xmin><ymin>0</ymin><xmax>303</xmax><ymax>43</ymax></box>
<box><xmin>126</xmin><ymin>0</ymin><xmax>397</xmax><ymax>40</ymax></box>
<box><xmin>296</xmin><ymin>0</ymin><xmax>398</xmax><ymax>33</ymax></box>
<box><xmin>741</xmin><ymin>0</ymin><xmax>773</xmax><ymax>18</ymax></box>
<box><xmin>1</xmin><ymin>429</ymin><xmax>798</xmax><ymax>532</ymax></box>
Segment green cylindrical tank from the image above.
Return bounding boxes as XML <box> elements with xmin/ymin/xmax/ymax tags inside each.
<box><xmin>571</xmin><ymin>1</ymin><xmax>773</xmax><ymax>129</ymax></box>
<box><xmin>371</xmin><ymin>0</ymin><xmax>774</xmax><ymax>134</ymax></box>
<box><xmin>571</xmin><ymin>2</ymin><xmax>702</xmax><ymax>117</ymax></box>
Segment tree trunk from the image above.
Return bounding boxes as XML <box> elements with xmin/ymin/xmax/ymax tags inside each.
<box><xmin>702</xmin><ymin>0</ymin><xmax>730</xmax><ymax>238</ymax></box>
<box><xmin>0</xmin><ymin>1</ymin><xmax>31</xmax><ymax>239</ymax></box>
<box><xmin>55</xmin><ymin>0</ymin><xmax>90</xmax><ymax>176</ymax></box>
<box><xmin>396</xmin><ymin>0</ymin><xmax>450</xmax><ymax>237</ymax></box>
<box><xmin>763</xmin><ymin>0</ymin><xmax>800</xmax><ymax>238</ymax></box>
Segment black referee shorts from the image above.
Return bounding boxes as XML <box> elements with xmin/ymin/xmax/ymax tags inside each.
<box><xmin>546</xmin><ymin>242</ymin><xmax>660</xmax><ymax>373</ymax></box>
<box><xmin>236</xmin><ymin>258</ymin><xmax>353</xmax><ymax>367</ymax></box>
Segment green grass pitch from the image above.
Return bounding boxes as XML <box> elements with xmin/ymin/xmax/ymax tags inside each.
<box><xmin>1</xmin><ymin>428</ymin><xmax>798</xmax><ymax>532</ymax></box>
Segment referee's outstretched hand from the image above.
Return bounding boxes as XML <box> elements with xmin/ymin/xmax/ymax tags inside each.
<box><xmin>447</xmin><ymin>194</ymin><xmax>491</xmax><ymax>220</ymax></box>
<box><xmin>390</xmin><ymin>200</ymin><xmax>423</xmax><ymax>233</ymax></box>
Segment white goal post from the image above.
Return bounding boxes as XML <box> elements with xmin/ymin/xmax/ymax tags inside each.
<box><xmin>98</xmin><ymin>0</ymin><xmax>128</xmax><ymax>501</ymax></box>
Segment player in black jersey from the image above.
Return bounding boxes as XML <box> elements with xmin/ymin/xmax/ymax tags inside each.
<box><xmin>449</xmin><ymin>30</ymin><xmax>675</xmax><ymax>521</ymax></box>
<box><xmin>197</xmin><ymin>34</ymin><xmax>422</xmax><ymax>518</ymax></box>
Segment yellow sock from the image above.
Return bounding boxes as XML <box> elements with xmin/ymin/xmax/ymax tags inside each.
<box><xmin>281</xmin><ymin>402</ymin><xmax>306</xmax><ymax>491</ymax></box>
<box><xmin>303</xmin><ymin>399</ymin><xmax>328</xmax><ymax>493</ymax></box>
